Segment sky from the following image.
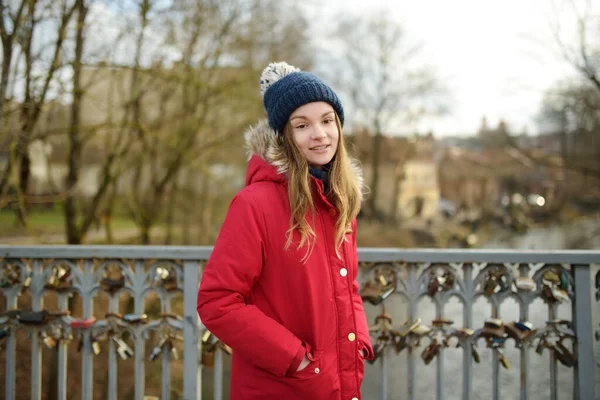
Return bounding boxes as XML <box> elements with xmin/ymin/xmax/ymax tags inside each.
<box><xmin>302</xmin><ymin>0</ymin><xmax>595</xmax><ymax>137</ymax></box>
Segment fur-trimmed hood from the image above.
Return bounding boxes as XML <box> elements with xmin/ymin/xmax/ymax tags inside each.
<box><xmin>243</xmin><ymin>119</ymin><xmax>364</xmax><ymax>199</ymax></box>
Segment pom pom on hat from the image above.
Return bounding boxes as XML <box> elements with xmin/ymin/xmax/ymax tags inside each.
<box><xmin>260</xmin><ymin>62</ymin><xmax>301</xmax><ymax>98</ymax></box>
<box><xmin>260</xmin><ymin>61</ymin><xmax>344</xmax><ymax>135</ymax></box>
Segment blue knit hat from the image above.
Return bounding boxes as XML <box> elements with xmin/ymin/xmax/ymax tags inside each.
<box><xmin>260</xmin><ymin>62</ymin><xmax>344</xmax><ymax>135</ymax></box>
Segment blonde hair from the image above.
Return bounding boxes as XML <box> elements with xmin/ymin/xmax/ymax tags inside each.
<box><xmin>280</xmin><ymin>114</ymin><xmax>362</xmax><ymax>259</ymax></box>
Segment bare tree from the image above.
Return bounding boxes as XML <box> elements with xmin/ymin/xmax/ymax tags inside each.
<box><xmin>551</xmin><ymin>0</ymin><xmax>600</xmax><ymax>92</ymax></box>
<box><xmin>0</xmin><ymin>0</ymin><xmax>27</xmax><ymax>129</ymax></box>
<box><xmin>333</xmin><ymin>12</ymin><xmax>446</xmax><ymax>218</ymax></box>
<box><xmin>0</xmin><ymin>0</ymin><xmax>77</xmax><ymax>226</ymax></box>
<box><xmin>120</xmin><ymin>0</ymin><xmax>245</xmax><ymax>244</ymax></box>
<box><xmin>538</xmin><ymin>81</ymin><xmax>600</xmax><ymax>180</ymax></box>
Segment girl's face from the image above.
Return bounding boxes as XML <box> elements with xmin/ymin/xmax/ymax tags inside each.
<box><xmin>289</xmin><ymin>102</ymin><xmax>339</xmax><ymax>169</ymax></box>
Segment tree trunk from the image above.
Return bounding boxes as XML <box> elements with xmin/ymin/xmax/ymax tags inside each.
<box><xmin>368</xmin><ymin>122</ymin><xmax>383</xmax><ymax>218</ymax></box>
<box><xmin>0</xmin><ymin>39</ymin><xmax>12</xmax><ymax>132</ymax></box>
<box><xmin>15</xmin><ymin>152</ymin><xmax>31</xmax><ymax>225</ymax></box>
<box><xmin>389</xmin><ymin>162</ymin><xmax>402</xmax><ymax>222</ymax></box>
<box><xmin>64</xmin><ymin>0</ymin><xmax>86</xmax><ymax>245</ymax></box>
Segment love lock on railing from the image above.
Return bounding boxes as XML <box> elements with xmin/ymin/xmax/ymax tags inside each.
<box><xmin>200</xmin><ymin>330</ymin><xmax>232</xmax><ymax>368</ymax></box>
<box><xmin>535</xmin><ymin>319</ymin><xmax>577</xmax><ymax>367</ymax></box>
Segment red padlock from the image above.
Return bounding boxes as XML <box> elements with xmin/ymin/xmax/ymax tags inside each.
<box><xmin>70</xmin><ymin>317</ymin><xmax>96</xmax><ymax>329</ymax></box>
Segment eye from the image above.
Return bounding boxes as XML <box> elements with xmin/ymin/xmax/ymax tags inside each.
<box><xmin>323</xmin><ymin>118</ymin><xmax>334</xmax><ymax>124</ymax></box>
<box><xmin>295</xmin><ymin>123</ymin><xmax>307</xmax><ymax>129</ymax></box>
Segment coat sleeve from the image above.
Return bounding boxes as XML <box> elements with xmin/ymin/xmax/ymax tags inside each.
<box><xmin>197</xmin><ymin>192</ymin><xmax>305</xmax><ymax>377</ymax></box>
<box><xmin>351</xmin><ymin>219</ymin><xmax>374</xmax><ymax>360</ymax></box>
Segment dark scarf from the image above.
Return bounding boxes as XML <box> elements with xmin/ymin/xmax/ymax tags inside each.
<box><xmin>309</xmin><ymin>164</ymin><xmax>330</xmax><ymax>193</ymax></box>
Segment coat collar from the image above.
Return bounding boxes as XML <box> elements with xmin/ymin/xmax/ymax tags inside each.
<box><xmin>243</xmin><ymin>119</ymin><xmax>364</xmax><ymax>200</ymax></box>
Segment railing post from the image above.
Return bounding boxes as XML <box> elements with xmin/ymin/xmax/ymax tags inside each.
<box><xmin>4</xmin><ymin>291</ymin><xmax>18</xmax><ymax>400</ymax></box>
<box><xmin>183</xmin><ymin>260</ymin><xmax>200</xmax><ymax>400</ymax></box>
<box><xmin>572</xmin><ymin>264</ymin><xmax>596</xmax><ymax>400</ymax></box>
<box><xmin>31</xmin><ymin>259</ymin><xmax>44</xmax><ymax>400</ymax></box>
<box><xmin>80</xmin><ymin>259</ymin><xmax>95</xmax><ymax>400</ymax></box>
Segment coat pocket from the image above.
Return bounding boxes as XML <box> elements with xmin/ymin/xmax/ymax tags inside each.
<box><xmin>287</xmin><ymin>357</ymin><xmax>322</xmax><ymax>379</ymax></box>
<box><xmin>287</xmin><ymin>346</ymin><xmax>324</xmax><ymax>380</ymax></box>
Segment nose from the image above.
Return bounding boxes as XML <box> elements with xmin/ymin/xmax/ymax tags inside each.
<box><xmin>311</xmin><ymin>126</ymin><xmax>327</xmax><ymax>140</ymax></box>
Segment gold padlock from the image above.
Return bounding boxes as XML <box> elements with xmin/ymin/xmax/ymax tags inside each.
<box><xmin>201</xmin><ymin>350</ymin><xmax>215</xmax><ymax>367</ymax></box>
<box><xmin>542</xmin><ymin>270</ymin><xmax>560</xmax><ymax>283</ymax></box>
<box><xmin>41</xmin><ymin>331</ymin><xmax>57</xmax><ymax>349</ymax></box>
<box><xmin>515</xmin><ymin>277</ymin><xmax>535</xmax><ymax>291</ymax></box>
<box><xmin>421</xmin><ymin>339</ymin><xmax>440</xmax><ymax>365</ymax></box>
<box><xmin>471</xmin><ymin>346</ymin><xmax>480</xmax><ymax>363</ymax></box>
<box><xmin>92</xmin><ymin>340</ymin><xmax>101</xmax><ymax>355</ymax></box>
<box><xmin>496</xmin><ymin>349</ymin><xmax>510</xmax><ymax>369</ymax></box>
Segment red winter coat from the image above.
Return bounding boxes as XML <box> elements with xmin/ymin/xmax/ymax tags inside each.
<box><xmin>197</xmin><ymin>120</ymin><xmax>373</xmax><ymax>400</ymax></box>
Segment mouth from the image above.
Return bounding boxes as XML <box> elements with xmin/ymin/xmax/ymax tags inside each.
<box><xmin>310</xmin><ymin>145</ymin><xmax>329</xmax><ymax>151</ymax></box>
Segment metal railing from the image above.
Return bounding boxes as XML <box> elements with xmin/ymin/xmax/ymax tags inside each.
<box><xmin>0</xmin><ymin>246</ymin><xmax>598</xmax><ymax>400</ymax></box>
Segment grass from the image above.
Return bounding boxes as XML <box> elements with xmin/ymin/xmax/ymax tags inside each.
<box><xmin>0</xmin><ymin>209</ymin><xmax>139</xmax><ymax>240</ymax></box>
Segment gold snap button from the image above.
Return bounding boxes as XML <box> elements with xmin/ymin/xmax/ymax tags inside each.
<box><xmin>314</xmin><ymin>367</ymin><xmax>320</xmax><ymax>374</ymax></box>
<box><xmin>340</xmin><ymin>268</ymin><xmax>348</xmax><ymax>277</ymax></box>
<box><xmin>348</xmin><ymin>332</ymin><xmax>356</xmax><ymax>342</ymax></box>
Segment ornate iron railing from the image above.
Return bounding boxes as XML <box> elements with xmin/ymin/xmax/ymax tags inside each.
<box><xmin>0</xmin><ymin>246</ymin><xmax>598</xmax><ymax>400</ymax></box>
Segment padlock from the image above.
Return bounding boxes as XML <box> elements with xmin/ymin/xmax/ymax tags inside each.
<box><xmin>367</xmin><ymin>339</ymin><xmax>386</xmax><ymax>365</ymax></box>
<box><xmin>550</xmin><ymin>288</ymin><xmax>569</xmax><ymax>303</ymax></box>
<box><xmin>46</xmin><ymin>266</ymin><xmax>71</xmax><ymax>291</ymax></box>
<box><xmin>427</xmin><ymin>278</ymin><xmax>440</xmax><ymax>297</ymax></box>
<box><xmin>112</xmin><ymin>336</ymin><xmax>134</xmax><ymax>360</ymax></box>
<box><xmin>41</xmin><ymin>331</ymin><xmax>57</xmax><ymax>349</ymax></box>
<box><xmin>100</xmin><ymin>277</ymin><xmax>125</xmax><ymax>293</ymax></box>
<box><xmin>123</xmin><ymin>314</ymin><xmax>148</xmax><ymax>324</ymax></box>
<box><xmin>542</xmin><ymin>270</ymin><xmax>560</xmax><ymax>283</ymax></box>
<box><xmin>4</xmin><ymin>309</ymin><xmax>21</xmax><ymax>320</ymax></box>
<box><xmin>149</xmin><ymin>337</ymin><xmax>167</xmax><ymax>361</ymax></box>
<box><xmin>421</xmin><ymin>339</ymin><xmax>440</xmax><ymax>365</ymax></box>
<box><xmin>484</xmin><ymin>274</ymin><xmax>498</xmax><ymax>296</ymax></box>
<box><xmin>377</xmin><ymin>274</ymin><xmax>388</xmax><ymax>287</ymax></box>
<box><xmin>558</xmin><ymin>272</ymin><xmax>568</xmax><ymax>291</ymax></box>
<box><xmin>432</xmin><ymin>318</ymin><xmax>453</xmax><ymax>328</ymax></box>
<box><xmin>392</xmin><ymin>334</ymin><xmax>407</xmax><ymax>354</ymax></box>
<box><xmin>359</xmin><ymin>285</ymin><xmax>394</xmax><ymax>305</ymax></box>
<box><xmin>92</xmin><ymin>339</ymin><xmax>101</xmax><ymax>355</ymax></box>
<box><xmin>155</xmin><ymin>266</ymin><xmax>178</xmax><ymax>291</ymax></box>
<box><xmin>19</xmin><ymin>310</ymin><xmax>49</xmax><ymax>324</ymax></box>
<box><xmin>201</xmin><ymin>350</ymin><xmax>215</xmax><ymax>367</ymax></box>
<box><xmin>504</xmin><ymin>321</ymin><xmax>536</xmax><ymax>341</ymax></box>
<box><xmin>411</xmin><ymin>324</ymin><xmax>432</xmax><ymax>336</ymax></box>
<box><xmin>0</xmin><ymin>327</ymin><xmax>10</xmax><ymax>342</ymax></box>
<box><xmin>168</xmin><ymin>339</ymin><xmax>179</xmax><ymax>360</ymax></box>
<box><xmin>398</xmin><ymin>319</ymin><xmax>422</xmax><ymax>337</ymax></box>
<box><xmin>77</xmin><ymin>336</ymin><xmax>100</xmax><ymax>355</ymax></box>
<box><xmin>219</xmin><ymin>342</ymin><xmax>232</xmax><ymax>355</ymax></box>
<box><xmin>515</xmin><ymin>277</ymin><xmax>535</xmax><ymax>291</ymax></box>
<box><xmin>202</xmin><ymin>330</ymin><xmax>213</xmax><ymax>344</ymax></box>
<box><xmin>495</xmin><ymin>348</ymin><xmax>510</xmax><ymax>369</ymax></box>
<box><xmin>481</xmin><ymin>318</ymin><xmax>505</xmax><ymax>339</ymax></box>
<box><xmin>553</xmin><ymin>340</ymin><xmax>575</xmax><ymax>367</ymax></box>
<box><xmin>471</xmin><ymin>345</ymin><xmax>480</xmax><ymax>363</ymax></box>
<box><xmin>535</xmin><ymin>336</ymin><xmax>550</xmax><ymax>355</ymax></box>
<box><xmin>455</xmin><ymin>328</ymin><xmax>475</xmax><ymax>339</ymax></box>
<box><xmin>70</xmin><ymin>317</ymin><xmax>96</xmax><ymax>329</ymax></box>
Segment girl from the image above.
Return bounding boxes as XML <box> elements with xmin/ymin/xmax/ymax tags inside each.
<box><xmin>197</xmin><ymin>62</ymin><xmax>373</xmax><ymax>400</ymax></box>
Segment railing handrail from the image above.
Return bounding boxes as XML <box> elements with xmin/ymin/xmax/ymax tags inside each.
<box><xmin>1</xmin><ymin>245</ymin><xmax>598</xmax><ymax>400</ymax></box>
<box><xmin>2</xmin><ymin>245</ymin><xmax>599</xmax><ymax>264</ymax></box>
